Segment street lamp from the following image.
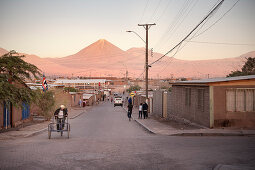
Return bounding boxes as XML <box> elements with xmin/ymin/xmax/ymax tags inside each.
<box><xmin>126</xmin><ymin>31</ymin><xmax>146</xmax><ymax>44</ymax></box>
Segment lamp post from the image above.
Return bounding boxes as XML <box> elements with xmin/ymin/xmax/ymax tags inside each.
<box><xmin>127</xmin><ymin>23</ymin><xmax>155</xmax><ymax>100</ymax></box>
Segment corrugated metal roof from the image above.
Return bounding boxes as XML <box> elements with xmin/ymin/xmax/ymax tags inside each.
<box><xmin>175</xmin><ymin>75</ymin><xmax>255</xmax><ymax>84</ymax></box>
<box><xmin>54</xmin><ymin>79</ymin><xmax>106</xmax><ymax>84</ymax></box>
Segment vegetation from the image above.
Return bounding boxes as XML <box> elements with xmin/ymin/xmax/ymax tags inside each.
<box><xmin>34</xmin><ymin>89</ymin><xmax>55</xmax><ymax>120</ymax></box>
<box><xmin>227</xmin><ymin>57</ymin><xmax>255</xmax><ymax>77</ymax></box>
<box><xmin>64</xmin><ymin>87</ymin><xmax>78</xmax><ymax>92</ymax></box>
<box><xmin>127</xmin><ymin>85</ymin><xmax>141</xmax><ymax>93</ymax></box>
<box><xmin>0</xmin><ymin>51</ymin><xmax>41</xmax><ymax>106</ymax></box>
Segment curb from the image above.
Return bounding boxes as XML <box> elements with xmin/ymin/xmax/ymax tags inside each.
<box><xmin>24</xmin><ymin>110</ymin><xmax>86</xmax><ymax>138</ymax></box>
<box><xmin>70</xmin><ymin>111</ymin><xmax>86</xmax><ymax>119</ymax></box>
<box><xmin>24</xmin><ymin>127</ymin><xmax>48</xmax><ymax>138</ymax></box>
<box><xmin>122</xmin><ymin>107</ymin><xmax>155</xmax><ymax>134</ymax></box>
<box><xmin>134</xmin><ymin>119</ymin><xmax>155</xmax><ymax>134</ymax></box>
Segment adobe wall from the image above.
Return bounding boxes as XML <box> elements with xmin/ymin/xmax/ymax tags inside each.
<box><xmin>213</xmin><ymin>85</ymin><xmax>255</xmax><ymax>128</ymax></box>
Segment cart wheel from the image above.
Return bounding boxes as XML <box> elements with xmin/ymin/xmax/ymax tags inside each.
<box><xmin>67</xmin><ymin>124</ymin><xmax>70</xmax><ymax>139</ymax></box>
<box><xmin>48</xmin><ymin>129</ymin><xmax>51</xmax><ymax>139</ymax></box>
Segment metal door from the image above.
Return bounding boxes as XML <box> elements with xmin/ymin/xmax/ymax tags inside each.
<box><xmin>3</xmin><ymin>101</ymin><xmax>10</xmax><ymax>128</ymax></box>
<box><xmin>22</xmin><ymin>102</ymin><xmax>30</xmax><ymax>120</ymax></box>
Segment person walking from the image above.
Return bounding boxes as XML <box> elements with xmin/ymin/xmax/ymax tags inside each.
<box><xmin>138</xmin><ymin>103</ymin><xmax>143</xmax><ymax>119</ymax></box>
<box><xmin>142</xmin><ymin>102</ymin><xmax>148</xmax><ymax>119</ymax></box>
<box><xmin>127</xmin><ymin>102</ymin><xmax>133</xmax><ymax>121</ymax></box>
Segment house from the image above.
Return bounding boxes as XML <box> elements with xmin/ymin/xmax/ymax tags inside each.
<box><xmin>1</xmin><ymin>99</ymin><xmax>31</xmax><ymax>129</ymax></box>
<box><xmin>83</xmin><ymin>94</ymin><xmax>94</xmax><ymax>106</ymax></box>
<box><xmin>54</xmin><ymin>79</ymin><xmax>106</xmax><ymax>91</ymax></box>
<box><xmin>168</xmin><ymin>75</ymin><xmax>255</xmax><ymax>128</ymax></box>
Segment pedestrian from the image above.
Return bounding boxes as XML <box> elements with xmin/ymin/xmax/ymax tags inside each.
<box><xmin>127</xmin><ymin>102</ymin><xmax>133</xmax><ymax>121</ymax></box>
<box><xmin>54</xmin><ymin>105</ymin><xmax>68</xmax><ymax>130</ymax></box>
<box><xmin>111</xmin><ymin>97</ymin><xmax>113</xmax><ymax>103</ymax></box>
<box><xmin>138</xmin><ymin>103</ymin><xmax>143</xmax><ymax>119</ymax></box>
<box><xmin>108</xmin><ymin>96</ymin><xmax>110</xmax><ymax>101</ymax></box>
<box><xmin>142</xmin><ymin>102</ymin><xmax>148</xmax><ymax>119</ymax></box>
<box><xmin>79</xmin><ymin>98</ymin><xmax>82</xmax><ymax>107</ymax></box>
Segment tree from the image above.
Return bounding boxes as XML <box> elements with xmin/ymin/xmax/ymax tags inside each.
<box><xmin>227</xmin><ymin>57</ymin><xmax>255</xmax><ymax>77</ymax></box>
<box><xmin>0</xmin><ymin>51</ymin><xmax>41</xmax><ymax>105</ymax></box>
<box><xmin>64</xmin><ymin>87</ymin><xmax>78</xmax><ymax>92</ymax></box>
<box><xmin>127</xmin><ymin>85</ymin><xmax>141</xmax><ymax>93</ymax></box>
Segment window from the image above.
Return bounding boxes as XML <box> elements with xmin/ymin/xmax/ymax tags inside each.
<box><xmin>226</xmin><ymin>89</ymin><xmax>255</xmax><ymax>112</ymax></box>
<box><xmin>185</xmin><ymin>88</ymin><xmax>191</xmax><ymax>106</ymax></box>
<box><xmin>197</xmin><ymin>89</ymin><xmax>205</xmax><ymax>111</ymax></box>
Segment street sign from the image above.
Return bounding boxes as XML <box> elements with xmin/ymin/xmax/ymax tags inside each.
<box><xmin>130</xmin><ymin>92</ymin><xmax>135</xmax><ymax>97</ymax></box>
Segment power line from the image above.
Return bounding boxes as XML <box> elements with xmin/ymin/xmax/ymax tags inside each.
<box><xmin>149</xmin><ymin>0</ymin><xmax>225</xmax><ymax>66</ymax></box>
<box><xmin>139</xmin><ymin>0</ymin><xmax>150</xmax><ymax>23</ymax></box>
<box><xmin>147</xmin><ymin>0</ymin><xmax>162</xmax><ymax>22</ymax></box>
<box><xmin>192</xmin><ymin>0</ymin><xmax>240</xmax><ymax>39</ymax></box>
<box><xmin>186</xmin><ymin>40</ymin><xmax>255</xmax><ymax>46</ymax></box>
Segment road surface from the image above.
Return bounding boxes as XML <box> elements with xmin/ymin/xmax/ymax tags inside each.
<box><xmin>0</xmin><ymin>102</ymin><xmax>255</xmax><ymax>170</ymax></box>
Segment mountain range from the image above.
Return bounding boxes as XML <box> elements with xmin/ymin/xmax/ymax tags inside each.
<box><xmin>1</xmin><ymin>39</ymin><xmax>254</xmax><ymax>79</ymax></box>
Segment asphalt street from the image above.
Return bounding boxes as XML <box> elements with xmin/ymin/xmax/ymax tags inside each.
<box><xmin>0</xmin><ymin>102</ymin><xmax>255</xmax><ymax>170</ymax></box>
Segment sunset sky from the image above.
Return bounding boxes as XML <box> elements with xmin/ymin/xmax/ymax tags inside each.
<box><xmin>0</xmin><ymin>0</ymin><xmax>254</xmax><ymax>60</ymax></box>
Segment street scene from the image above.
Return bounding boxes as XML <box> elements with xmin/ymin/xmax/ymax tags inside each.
<box><xmin>1</xmin><ymin>0</ymin><xmax>255</xmax><ymax>170</ymax></box>
<box><xmin>1</xmin><ymin>102</ymin><xmax>255</xmax><ymax>170</ymax></box>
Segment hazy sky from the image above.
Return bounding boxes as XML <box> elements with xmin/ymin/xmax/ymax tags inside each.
<box><xmin>0</xmin><ymin>0</ymin><xmax>254</xmax><ymax>60</ymax></box>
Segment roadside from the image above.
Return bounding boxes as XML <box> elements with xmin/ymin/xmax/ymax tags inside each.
<box><xmin>123</xmin><ymin>106</ymin><xmax>255</xmax><ymax>137</ymax></box>
<box><xmin>0</xmin><ymin>106</ymin><xmax>91</xmax><ymax>140</ymax></box>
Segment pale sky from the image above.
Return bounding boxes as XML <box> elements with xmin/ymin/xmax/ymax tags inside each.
<box><xmin>0</xmin><ymin>0</ymin><xmax>254</xmax><ymax>60</ymax></box>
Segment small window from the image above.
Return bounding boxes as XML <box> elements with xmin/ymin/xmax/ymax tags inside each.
<box><xmin>226</xmin><ymin>88</ymin><xmax>255</xmax><ymax>112</ymax></box>
<box><xmin>197</xmin><ymin>89</ymin><xmax>205</xmax><ymax>112</ymax></box>
<box><xmin>185</xmin><ymin>88</ymin><xmax>191</xmax><ymax>106</ymax></box>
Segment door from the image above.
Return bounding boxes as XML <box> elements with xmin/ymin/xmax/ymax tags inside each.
<box><xmin>3</xmin><ymin>101</ymin><xmax>11</xmax><ymax>128</ymax></box>
<box><xmin>22</xmin><ymin>102</ymin><xmax>30</xmax><ymax>120</ymax></box>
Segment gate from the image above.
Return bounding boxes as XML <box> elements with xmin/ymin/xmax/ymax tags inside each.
<box><xmin>3</xmin><ymin>101</ymin><xmax>11</xmax><ymax>128</ymax></box>
<box><xmin>22</xmin><ymin>102</ymin><xmax>30</xmax><ymax>120</ymax></box>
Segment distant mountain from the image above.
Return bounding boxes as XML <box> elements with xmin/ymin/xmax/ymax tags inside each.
<box><xmin>1</xmin><ymin>40</ymin><xmax>254</xmax><ymax>78</ymax></box>
<box><xmin>0</xmin><ymin>48</ymin><xmax>8</xmax><ymax>56</ymax></box>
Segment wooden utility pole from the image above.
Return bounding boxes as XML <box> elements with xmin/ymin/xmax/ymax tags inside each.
<box><xmin>138</xmin><ymin>23</ymin><xmax>156</xmax><ymax>99</ymax></box>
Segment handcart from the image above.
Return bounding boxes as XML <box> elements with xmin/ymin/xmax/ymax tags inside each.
<box><xmin>48</xmin><ymin>115</ymin><xmax>70</xmax><ymax>139</ymax></box>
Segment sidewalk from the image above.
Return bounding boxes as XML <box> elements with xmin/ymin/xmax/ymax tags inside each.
<box><xmin>0</xmin><ymin>106</ymin><xmax>91</xmax><ymax>140</ymax></box>
<box><xmin>124</xmin><ymin>107</ymin><xmax>255</xmax><ymax>137</ymax></box>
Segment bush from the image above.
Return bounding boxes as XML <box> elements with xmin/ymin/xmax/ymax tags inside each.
<box><xmin>34</xmin><ymin>89</ymin><xmax>55</xmax><ymax>120</ymax></box>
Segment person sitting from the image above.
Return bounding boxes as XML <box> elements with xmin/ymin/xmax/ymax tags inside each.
<box><xmin>54</xmin><ymin>105</ymin><xmax>68</xmax><ymax>130</ymax></box>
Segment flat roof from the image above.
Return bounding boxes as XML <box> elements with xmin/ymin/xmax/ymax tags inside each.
<box><xmin>175</xmin><ymin>75</ymin><xmax>255</xmax><ymax>85</ymax></box>
<box><xmin>55</xmin><ymin>79</ymin><xmax>106</xmax><ymax>84</ymax></box>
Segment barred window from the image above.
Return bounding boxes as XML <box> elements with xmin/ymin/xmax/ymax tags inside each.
<box><xmin>197</xmin><ymin>89</ymin><xmax>205</xmax><ymax>111</ymax></box>
<box><xmin>185</xmin><ymin>88</ymin><xmax>191</xmax><ymax>106</ymax></box>
<box><xmin>226</xmin><ymin>89</ymin><xmax>255</xmax><ymax>112</ymax></box>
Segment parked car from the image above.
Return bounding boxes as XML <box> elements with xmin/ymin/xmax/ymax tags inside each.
<box><xmin>114</xmin><ymin>97</ymin><xmax>123</xmax><ymax>107</ymax></box>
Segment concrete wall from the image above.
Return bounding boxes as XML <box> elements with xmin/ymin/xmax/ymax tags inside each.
<box><xmin>169</xmin><ymin>85</ymin><xmax>210</xmax><ymax>127</ymax></box>
<box><xmin>152</xmin><ymin>90</ymin><xmax>163</xmax><ymax>117</ymax></box>
<box><xmin>213</xmin><ymin>85</ymin><xmax>255</xmax><ymax>128</ymax></box>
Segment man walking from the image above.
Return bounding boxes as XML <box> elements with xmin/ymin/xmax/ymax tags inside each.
<box><xmin>142</xmin><ymin>102</ymin><xmax>148</xmax><ymax>119</ymax></box>
<box><xmin>127</xmin><ymin>102</ymin><xmax>133</xmax><ymax>121</ymax></box>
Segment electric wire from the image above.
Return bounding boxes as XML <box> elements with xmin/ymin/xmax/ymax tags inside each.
<box><xmin>149</xmin><ymin>0</ymin><xmax>225</xmax><ymax>66</ymax></box>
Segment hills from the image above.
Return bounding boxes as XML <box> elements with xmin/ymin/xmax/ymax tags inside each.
<box><xmin>0</xmin><ymin>39</ymin><xmax>254</xmax><ymax>78</ymax></box>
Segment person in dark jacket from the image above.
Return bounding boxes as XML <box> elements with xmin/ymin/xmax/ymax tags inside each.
<box><xmin>142</xmin><ymin>102</ymin><xmax>148</xmax><ymax>119</ymax></box>
<box><xmin>54</xmin><ymin>105</ymin><xmax>68</xmax><ymax>130</ymax></box>
<box><xmin>127</xmin><ymin>102</ymin><xmax>133</xmax><ymax>121</ymax></box>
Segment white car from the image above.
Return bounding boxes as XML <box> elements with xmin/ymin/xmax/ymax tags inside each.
<box><xmin>114</xmin><ymin>97</ymin><xmax>123</xmax><ymax>107</ymax></box>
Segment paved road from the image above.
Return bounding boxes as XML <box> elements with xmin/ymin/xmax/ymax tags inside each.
<box><xmin>0</xmin><ymin>102</ymin><xmax>255</xmax><ymax>170</ymax></box>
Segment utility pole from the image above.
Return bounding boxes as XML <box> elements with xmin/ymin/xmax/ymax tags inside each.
<box><xmin>138</xmin><ymin>23</ymin><xmax>156</xmax><ymax>100</ymax></box>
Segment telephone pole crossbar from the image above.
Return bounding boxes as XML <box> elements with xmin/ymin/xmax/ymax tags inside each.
<box><xmin>138</xmin><ymin>23</ymin><xmax>156</xmax><ymax>100</ymax></box>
